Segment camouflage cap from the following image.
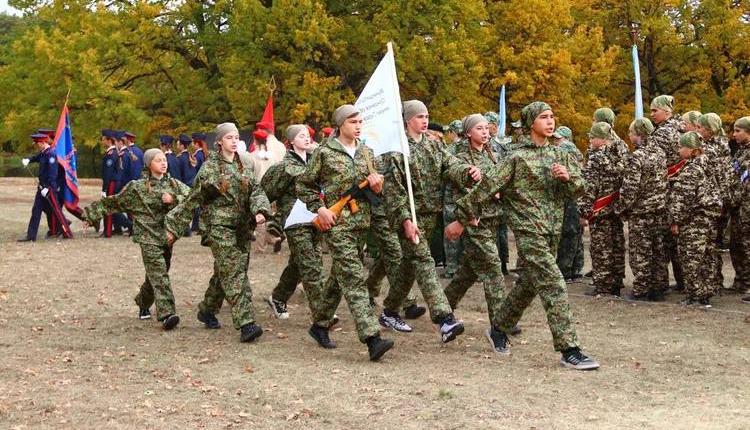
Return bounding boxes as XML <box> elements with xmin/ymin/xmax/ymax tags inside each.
<box><xmin>447</xmin><ymin>119</ymin><xmax>463</xmax><ymax>134</ymax></box>
<box><xmin>679</xmin><ymin>131</ymin><xmax>702</xmax><ymax>149</ymax></box>
<box><xmin>593</xmin><ymin>108</ymin><xmax>616</xmax><ymax>125</ymax></box>
<box><xmin>628</xmin><ymin>118</ymin><xmax>655</xmax><ymax>137</ymax></box>
<box><xmin>521</xmin><ymin>101</ymin><xmax>552</xmax><ymax>129</ymax></box>
<box><xmin>681</xmin><ymin>111</ymin><xmax>702</xmax><ymax>126</ymax></box>
<box><xmin>650</xmin><ymin>95</ymin><xmax>674</xmax><ymax>113</ymax></box>
<box><xmin>698</xmin><ymin>113</ymin><xmax>725</xmax><ymax>137</ymax></box>
<box><xmin>484</xmin><ymin>111</ymin><xmax>499</xmax><ymax>124</ymax></box>
<box><xmin>588</xmin><ymin>122</ymin><xmax>612</xmax><ymax>140</ymax></box>
<box><xmin>735</xmin><ymin>116</ymin><xmax>750</xmax><ymax>132</ymax></box>
<box><xmin>554</xmin><ymin>126</ymin><xmax>573</xmax><ymax>140</ymax></box>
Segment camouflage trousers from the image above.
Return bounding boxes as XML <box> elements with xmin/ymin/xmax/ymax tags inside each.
<box><xmin>315</xmin><ymin>227</ymin><xmax>380</xmax><ymax>343</ymax></box>
<box><xmin>556</xmin><ymin>200</ymin><xmax>584</xmax><ymax>278</ymax></box>
<box><xmin>383</xmin><ymin>213</ymin><xmax>453</xmax><ymax>323</ymax></box>
<box><xmin>496</xmin><ymin>231</ymin><xmax>579</xmax><ymax>352</ymax></box>
<box><xmin>443</xmin><ymin>205</ymin><xmax>463</xmax><ymax>275</ymax></box>
<box><xmin>628</xmin><ymin>215</ymin><xmax>669</xmax><ymax>296</ymax></box>
<box><xmin>134</xmin><ymin>244</ymin><xmax>176</xmax><ymax>321</ymax></box>
<box><xmin>589</xmin><ymin>214</ymin><xmax>626</xmax><ymax>293</ymax></box>
<box><xmin>677</xmin><ymin>216</ymin><xmax>716</xmax><ymax>301</ymax></box>
<box><xmin>443</xmin><ymin>218</ymin><xmax>505</xmax><ymax>329</ymax></box>
<box><xmin>198</xmin><ymin>225</ymin><xmax>256</xmax><ymax>330</ymax></box>
<box><xmin>271</xmin><ymin>226</ymin><xmax>324</xmax><ymax>312</ymax></box>
<box><xmin>366</xmin><ymin>210</ymin><xmax>417</xmax><ymax>308</ymax></box>
<box><xmin>729</xmin><ymin>208</ymin><xmax>749</xmax><ymax>290</ymax></box>
<box><xmin>497</xmin><ymin>223</ymin><xmax>509</xmax><ymax>265</ymax></box>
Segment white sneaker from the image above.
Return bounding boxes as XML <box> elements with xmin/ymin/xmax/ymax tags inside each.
<box><xmin>267</xmin><ymin>296</ymin><xmax>289</xmax><ymax>319</ymax></box>
<box><xmin>379</xmin><ymin>311</ymin><xmax>413</xmax><ymax>332</ymax></box>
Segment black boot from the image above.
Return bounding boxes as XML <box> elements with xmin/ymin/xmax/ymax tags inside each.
<box><xmin>403</xmin><ymin>304</ymin><xmax>426</xmax><ymax>320</ymax></box>
<box><xmin>240</xmin><ymin>323</ymin><xmax>263</xmax><ymax>343</ymax></box>
<box><xmin>197</xmin><ymin>310</ymin><xmax>221</xmax><ymax>329</ymax></box>
<box><xmin>308</xmin><ymin>324</ymin><xmax>337</xmax><ymax>349</ymax></box>
<box><xmin>501</xmin><ymin>260</ymin><xmax>509</xmax><ymax>275</ymax></box>
<box><xmin>161</xmin><ymin>314</ymin><xmax>180</xmax><ymax>331</ymax></box>
<box><xmin>366</xmin><ymin>335</ymin><xmax>394</xmax><ymax>361</ymax></box>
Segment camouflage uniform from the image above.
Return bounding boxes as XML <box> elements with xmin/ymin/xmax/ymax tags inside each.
<box><xmin>492</xmin><ymin>136</ymin><xmax>516</xmax><ymax>268</ymax></box>
<box><xmin>614</xmin><ymin>139</ymin><xmax>669</xmax><ymax>297</ymax></box>
<box><xmin>651</xmin><ymin>116</ymin><xmax>684</xmax><ymax>288</ymax></box>
<box><xmin>296</xmin><ymin>137</ymin><xmax>381</xmax><ymax>343</ymax></box>
<box><xmin>667</xmin><ymin>155</ymin><xmax>723</xmax><ymax>302</ymax></box>
<box><xmin>442</xmin><ymin>142</ymin><xmax>464</xmax><ymax>277</ymax></box>
<box><xmin>703</xmin><ymin>135</ymin><xmax>733</xmax><ymax>292</ymax></box>
<box><xmin>455</xmin><ymin>135</ymin><xmax>584</xmax><ymax>352</ymax></box>
<box><xmin>728</xmin><ymin>145</ymin><xmax>750</xmax><ymax>291</ymax></box>
<box><xmin>261</xmin><ymin>150</ymin><xmax>324</xmax><ymax>308</ymax></box>
<box><xmin>84</xmin><ymin>174</ymin><xmax>190</xmax><ymax>320</ymax></box>
<box><xmin>556</xmin><ymin>139</ymin><xmax>585</xmax><ymax>279</ymax></box>
<box><xmin>443</xmin><ymin>141</ymin><xmax>506</xmax><ymax>329</ymax></box>
<box><xmin>578</xmin><ymin>143</ymin><xmax>625</xmax><ymax>294</ymax></box>
<box><xmin>165</xmin><ymin>151</ymin><xmax>271</xmax><ymax>330</ymax></box>
<box><xmin>382</xmin><ymin>134</ymin><xmax>473</xmax><ymax>322</ymax></box>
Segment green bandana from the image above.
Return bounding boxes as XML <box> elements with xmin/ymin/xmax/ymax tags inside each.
<box><xmin>650</xmin><ymin>95</ymin><xmax>674</xmax><ymax>113</ymax></box>
<box><xmin>593</xmin><ymin>108</ymin><xmax>615</xmax><ymax>125</ymax></box>
<box><xmin>698</xmin><ymin>113</ymin><xmax>725</xmax><ymax>137</ymax></box>
<box><xmin>680</xmin><ymin>131</ymin><xmax>702</xmax><ymax>149</ymax></box>
<box><xmin>521</xmin><ymin>101</ymin><xmax>552</xmax><ymax>129</ymax></box>
<box><xmin>588</xmin><ymin>122</ymin><xmax>612</xmax><ymax>139</ymax></box>
<box><xmin>628</xmin><ymin>118</ymin><xmax>654</xmax><ymax>137</ymax></box>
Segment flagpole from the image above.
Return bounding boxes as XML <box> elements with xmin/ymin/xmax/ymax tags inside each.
<box><xmin>387</xmin><ymin>42</ymin><xmax>419</xmax><ymax>243</ymax></box>
<box><xmin>630</xmin><ymin>23</ymin><xmax>643</xmax><ymax>119</ymax></box>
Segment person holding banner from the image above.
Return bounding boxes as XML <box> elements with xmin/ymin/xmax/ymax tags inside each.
<box><xmin>650</xmin><ymin>95</ymin><xmax>685</xmax><ymax>292</ymax></box>
<box><xmin>379</xmin><ymin>100</ymin><xmax>479</xmax><ymax>342</ymax></box>
<box><xmin>614</xmin><ymin>118</ymin><xmax>669</xmax><ymax>301</ymax></box>
<box><xmin>578</xmin><ymin>122</ymin><xmax>625</xmax><ymax>297</ymax></box>
<box><xmin>296</xmin><ymin>105</ymin><xmax>394</xmax><ymax>361</ymax></box>
<box><xmin>446</xmin><ymin>101</ymin><xmax>599</xmax><ymax>370</ymax></box>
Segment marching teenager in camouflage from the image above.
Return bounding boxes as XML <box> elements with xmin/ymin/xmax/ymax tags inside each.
<box><xmin>697</xmin><ymin>113</ymin><xmax>733</xmax><ymax>292</ymax></box>
<box><xmin>296</xmin><ymin>104</ymin><xmax>394</xmax><ymax>361</ymax></box>
<box><xmin>442</xmin><ymin>114</ymin><xmax>508</xmax><ymax>335</ymax></box>
<box><xmin>729</xmin><ymin>117</ymin><xmax>750</xmax><ymax>303</ymax></box>
<box><xmin>486</xmin><ymin>111</ymin><xmax>513</xmax><ymax>274</ymax></box>
<box><xmin>614</xmin><ymin>118</ymin><xmax>669</xmax><ymax>300</ymax></box>
<box><xmin>579</xmin><ymin>123</ymin><xmax>625</xmax><ymax>296</ymax></box>
<box><xmin>650</xmin><ymin>95</ymin><xmax>685</xmax><ymax>291</ymax></box>
<box><xmin>681</xmin><ymin>111</ymin><xmax>702</xmax><ymax>132</ymax></box>
<box><xmin>553</xmin><ymin>126</ymin><xmax>585</xmax><ymax>282</ymax></box>
<box><xmin>446</xmin><ymin>101</ymin><xmax>599</xmax><ymax>370</ymax></box>
<box><xmin>261</xmin><ymin>125</ymin><xmax>325</xmax><ymax>321</ymax></box>
<box><xmin>379</xmin><ymin>100</ymin><xmax>480</xmax><ymax>342</ymax></box>
<box><xmin>165</xmin><ymin>122</ymin><xmax>271</xmax><ymax>343</ymax></box>
<box><xmin>593</xmin><ymin>107</ymin><xmax>630</xmax><ymax>159</ymax></box>
<box><xmin>445</xmin><ymin>120</ymin><xmax>463</xmax><ymax>144</ymax></box>
<box><xmin>668</xmin><ymin>132</ymin><xmax>723</xmax><ymax>308</ymax></box>
<box><xmin>442</xmin><ymin>119</ymin><xmax>467</xmax><ymax>278</ymax></box>
<box><xmin>84</xmin><ymin>149</ymin><xmax>189</xmax><ymax>330</ymax></box>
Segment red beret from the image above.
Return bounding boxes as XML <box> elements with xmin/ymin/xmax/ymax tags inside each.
<box><xmin>253</xmin><ymin>130</ymin><xmax>268</xmax><ymax>140</ymax></box>
<box><xmin>321</xmin><ymin>127</ymin><xmax>334</xmax><ymax>137</ymax></box>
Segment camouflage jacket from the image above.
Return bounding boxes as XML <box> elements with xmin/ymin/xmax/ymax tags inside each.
<box><xmin>610</xmin><ymin>131</ymin><xmax>630</xmax><ymax>160</ymax></box>
<box><xmin>85</xmin><ymin>174</ymin><xmax>190</xmax><ymax>246</ymax></box>
<box><xmin>383</xmin><ymin>133</ymin><xmax>472</xmax><ymax>230</ymax></box>
<box><xmin>667</xmin><ymin>155</ymin><xmax>722</xmax><ymax>225</ymax></box>
<box><xmin>490</xmin><ymin>135</ymin><xmax>515</xmax><ymax>160</ymax></box>
<box><xmin>614</xmin><ymin>140</ymin><xmax>667</xmax><ymax>217</ymax></box>
<box><xmin>296</xmin><ymin>137</ymin><xmax>377</xmax><ymax>231</ymax></box>
<box><xmin>578</xmin><ymin>143</ymin><xmax>624</xmax><ymax>219</ymax></box>
<box><xmin>730</xmin><ymin>145</ymin><xmax>750</xmax><ymax>219</ymax></box>
<box><xmin>165</xmin><ymin>151</ymin><xmax>271</xmax><ymax>240</ymax></box>
<box><xmin>261</xmin><ymin>150</ymin><xmax>308</xmax><ymax>227</ymax></box>
<box><xmin>703</xmin><ymin>136</ymin><xmax>733</xmax><ymax>203</ymax></box>
<box><xmin>451</xmin><ymin>140</ymin><xmax>503</xmax><ymax>221</ymax></box>
<box><xmin>455</xmin><ymin>135</ymin><xmax>584</xmax><ymax>236</ymax></box>
<box><xmin>651</xmin><ymin>117</ymin><xmax>682</xmax><ymax>168</ymax></box>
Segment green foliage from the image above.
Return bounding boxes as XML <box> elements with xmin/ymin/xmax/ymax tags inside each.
<box><xmin>1</xmin><ymin>0</ymin><xmax>749</xmax><ymax>154</ymax></box>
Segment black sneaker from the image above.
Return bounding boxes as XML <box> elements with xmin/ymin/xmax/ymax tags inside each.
<box><xmin>560</xmin><ymin>347</ymin><xmax>600</xmax><ymax>370</ymax></box>
<box><xmin>266</xmin><ymin>296</ymin><xmax>289</xmax><ymax>319</ymax></box>
<box><xmin>485</xmin><ymin>327</ymin><xmax>510</xmax><ymax>355</ymax></box>
<box><xmin>197</xmin><ymin>310</ymin><xmax>221</xmax><ymax>329</ymax></box>
<box><xmin>308</xmin><ymin>324</ymin><xmax>337</xmax><ymax>349</ymax></box>
<box><xmin>508</xmin><ymin>324</ymin><xmax>522</xmax><ymax>336</ymax></box>
<box><xmin>647</xmin><ymin>289</ymin><xmax>666</xmax><ymax>302</ymax></box>
<box><xmin>501</xmin><ymin>261</ymin><xmax>509</xmax><ymax>275</ymax></box>
<box><xmin>583</xmin><ymin>270</ymin><xmax>593</xmax><ymax>278</ymax></box>
<box><xmin>330</xmin><ymin>314</ymin><xmax>340</xmax><ymax>329</ymax></box>
<box><xmin>16</xmin><ymin>236</ymin><xmax>34</xmax><ymax>242</ymax></box>
<box><xmin>403</xmin><ymin>304</ymin><xmax>426</xmax><ymax>320</ymax></box>
<box><xmin>438</xmin><ymin>314</ymin><xmax>464</xmax><ymax>343</ymax></box>
<box><xmin>240</xmin><ymin>323</ymin><xmax>263</xmax><ymax>343</ymax></box>
<box><xmin>139</xmin><ymin>307</ymin><xmax>152</xmax><ymax>320</ymax></box>
<box><xmin>626</xmin><ymin>292</ymin><xmax>649</xmax><ymax>301</ymax></box>
<box><xmin>571</xmin><ymin>273</ymin><xmax>584</xmax><ymax>280</ymax></box>
<box><xmin>741</xmin><ymin>296</ymin><xmax>750</xmax><ymax>304</ymax></box>
<box><xmin>366</xmin><ymin>335</ymin><xmax>394</xmax><ymax>361</ymax></box>
<box><xmin>161</xmin><ymin>314</ymin><xmax>180</xmax><ymax>331</ymax></box>
<box><xmin>379</xmin><ymin>310</ymin><xmax>413</xmax><ymax>332</ymax></box>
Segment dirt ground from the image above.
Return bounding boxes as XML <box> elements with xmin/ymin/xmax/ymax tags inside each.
<box><xmin>0</xmin><ymin>177</ymin><xmax>748</xmax><ymax>429</ymax></box>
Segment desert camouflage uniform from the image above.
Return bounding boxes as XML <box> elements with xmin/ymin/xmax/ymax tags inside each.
<box><xmin>166</xmin><ymin>151</ymin><xmax>271</xmax><ymax>330</ymax></box>
<box><xmin>556</xmin><ymin>139</ymin><xmax>585</xmax><ymax>279</ymax></box>
<box><xmin>578</xmin><ymin>142</ymin><xmax>625</xmax><ymax>294</ymax></box>
<box><xmin>728</xmin><ymin>145</ymin><xmax>750</xmax><ymax>291</ymax></box>
<box><xmin>261</xmin><ymin>150</ymin><xmax>325</xmax><ymax>310</ymax></box>
<box><xmin>296</xmin><ymin>137</ymin><xmax>381</xmax><ymax>343</ymax></box>
<box><xmin>703</xmin><ymin>136</ymin><xmax>733</xmax><ymax>292</ymax></box>
<box><xmin>442</xmin><ymin>140</ymin><xmax>506</xmax><ymax>329</ymax></box>
<box><xmin>85</xmin><ymin>174</ymin><xmax>190</xmax><ymax>320</ymax></box>
<box><xmin>455</xmin><ymin>136</ymin><xmax>584</xmax><ymax>352</ymax></box>
<box><xmin>382</xmin><ymin>133</ymin><xmax>473</xmax><ymax>322</ymax></box>
<box><xmin>614</xmin><ymin>139</ymin><xmax>669</xmax><ymax>297</ymax></box>
<box><xmin>651</xmin><ymin>116</ymin><xmax>685</xmax><ymax>288</ymax></box>
<box><xmin>667</xmin><ymin>155</ymin><xmax>723</xmax><ymax>301</ymax></box>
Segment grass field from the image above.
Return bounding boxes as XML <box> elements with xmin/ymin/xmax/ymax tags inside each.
<box><xmin>1</xmin><ymin>178</ymin><xmax>748</xmax><ymax>429</ymax></box>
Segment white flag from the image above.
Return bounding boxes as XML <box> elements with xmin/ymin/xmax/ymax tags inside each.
<box><xmin>355</xmin><ymin>43</ymin><xmax>409</xmax><ymax>157</ymax></box>
<box><xmin>284</xmin><ymin>199</ymin><xmax>318</xmax><ymax>230</ymax></box>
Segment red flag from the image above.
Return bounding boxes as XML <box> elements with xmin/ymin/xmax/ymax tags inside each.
<box><xmin>256</xmin><ymin>94</ymin><xmax>275</xmax><ymax>133</ymax></box>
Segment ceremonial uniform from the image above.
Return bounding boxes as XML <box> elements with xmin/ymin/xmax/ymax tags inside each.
<box><xmin>21</xmin><ymin>140</ymin><xmax>64</xmax><ymax>241</ymax></box>
<box><xmin>101</xmin><ymin>143</ymin><xmax>119</xmax><ymax>237</ymax></box>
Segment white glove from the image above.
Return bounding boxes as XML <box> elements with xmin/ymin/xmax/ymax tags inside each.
<box><xmin>40</xmin><ymin>188</ymin><xmax>49</xmax><ymax>197</ymax></box>
<box><xmin>22</xmin><ymin>158</ymin><xmax>30</xmax><ymax>167</ymax></box>
<box><xmin>101</xmin><ymin>191</ymin><xmax>107</xmax><ymax>198</ymax></box>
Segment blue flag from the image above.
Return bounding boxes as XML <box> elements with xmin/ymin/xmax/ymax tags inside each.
<box><xmin>52</xmin><ymin>103</ymin><xmax>80</xmax><ymax>211</ymax></box>
<box><xmin>498</xmin><ymin>85</ymin><xmax>507</xmax><ymax>137</ymax></box>
<box><xmin>632</xmin><ymin>45</ymin><xmax>643</xmax><ymax>119</ymax></box>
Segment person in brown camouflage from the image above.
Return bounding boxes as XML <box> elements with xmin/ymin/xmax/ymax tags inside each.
<box><xmin>614</xmin><ymin>118</ymin><xmax>669</xmax><ymax>300</ymax></box>
<box><xmin>668</xmin><ymin>132</ymin><xmax>723</xmax><ymax>308</ymax></box>
<box><xmin>729</xmin><ymin>117</ymin><xmax>750</xmax><ymax>303</ymax></box>
<box><xmin>84</xmin><ymin>149</ymin><xmax>190</xmax><ymax>330</ymax></box>
<box><xmin>165</xmin><ymin>122</ymin><xmax>271</xmax><ymax>343</ymax></box>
